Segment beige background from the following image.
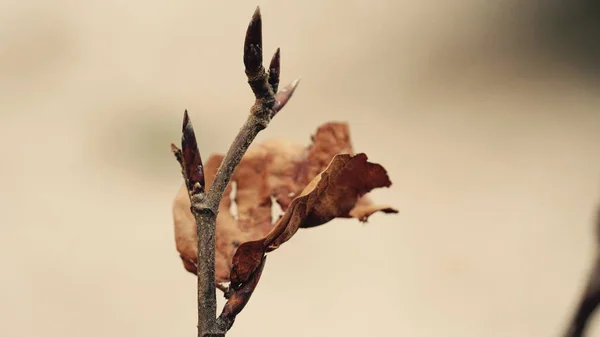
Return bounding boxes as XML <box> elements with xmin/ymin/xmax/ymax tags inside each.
<box><xmin>1</xmin><ymin>1</ymin><xmax>600</xmax><ymax>336</ymax></box>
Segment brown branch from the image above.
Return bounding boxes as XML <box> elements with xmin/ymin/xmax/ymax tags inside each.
<box><xmin>173</xmin><ymin>6</ymin><xmax>299</xmax><ymax>337</ymax></box>
<box><xmin>564</xmin><ymin>256</ymin><xmax>600</xmax><ymax>337</ymax></box>
<box><xmin>563</xmin><ymin>205</ymin><xmax>600</xmax><ymax>337</ymax></box>
<box><xmin>205</xmin><ymin>6</ymin><xmax>278</xmax><ymax>213</ymax></box>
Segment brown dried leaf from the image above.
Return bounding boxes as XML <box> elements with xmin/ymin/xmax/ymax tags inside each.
<box><xmin>218</xmin><ymin>256</ymin><xmax>267</xmax><ymax>331</ymax></box>
<box><xmin>348</xmin><ymin>196</ymin><xmax>398</xmax><ymax>223</ymax></box>
<box><xmin>230</xmin><ymin>153</ymin><xmax>394</xmax><ymax>286</ymax></box>
<box><xmin>173</xmin><ymin>185</ymin><xmax>199</xmax><ymax>274</ymax></box>
<box><xmin>172</xmin><ymin>122</ymin><xmax>397</xmax><ymax>284</ymax></box>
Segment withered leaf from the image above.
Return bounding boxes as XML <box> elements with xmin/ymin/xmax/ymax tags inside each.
<box><xmin>221</xmin><ymin>256</ymin><xmax>266</xmax><ymax>321</ymax></box>
<box><xmin>230</xmin><ymin>153</ymin><xmax>393</xmax><ymax>286</ymax></box>
<box><xmin>172</xmin><ymin>122</ymin><xmax>397</xmax><ymax>285</ymax></box>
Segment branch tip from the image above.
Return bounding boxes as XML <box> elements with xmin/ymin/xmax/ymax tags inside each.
<box><xmin>292</xmin><ymin>78</ymin><xmax>300</xmax><ymax>87</ymax></box>
<box><xmin>244</xmin><ymin>6</ymin><xmax>263</xmax><ymax>74</ymax></box>
<box><xmin>253</xmin><ymin>6</ymin><xmax>261</xmax><ymax>19</ymax></box>
<box><xmin>182</xmin><ymin>110</ymin><xmax>190</xmax><ymax>132</ymax></box>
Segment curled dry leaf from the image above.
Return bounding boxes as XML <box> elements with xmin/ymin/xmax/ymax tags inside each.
<box><xmin>219</xmin><ymin>256</ymin><xmax>267</xmax><ymax>330</ymax></box>
<box><xmin>230</xmin><ymin>152</ymin><xmax>394</xmax><ymax>286</ymax></box>
<box><xmin>172</xmin><ymin>122</ymin><xmax>397</xmax><ymax>284</ymax></box>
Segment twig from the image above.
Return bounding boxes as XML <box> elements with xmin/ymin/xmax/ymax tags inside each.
<box><xmin>564</xmin><ymin>257</ymin><xmax>600</xmax><ymax>337</ymax></box>
<box><xmin>563</xmin><ymin>205</ymin><xmax>600</xmax><ymax>337</ymax></box>
<box><xmin>204</xmin><ymin>7</ymin><xmax>298</xmax><ymax>214</ymax></box>
<box><xmin>173</xmin><ymin>6</ymin><xmax>299</xmax><ymax>337</ymax></box>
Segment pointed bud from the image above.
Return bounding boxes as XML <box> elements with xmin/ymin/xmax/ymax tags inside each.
<box><xmin>271</xmin><ymin>78</ymin><xmax>300</xmax><ymax>117</ymax></box>
<box><xmin>268</xmin><ymin>48</ymin><xmax>280</xmax><ymax>93</ymax></box>
<box><xmin>244</xmin><ymin>6</ymin><xmax>263</xmax><ymax>75</ymax></box>
<box><xmin>181</xmin><ymin>110</ymin><xmax>205</xmax><ymax>194</ymax></box>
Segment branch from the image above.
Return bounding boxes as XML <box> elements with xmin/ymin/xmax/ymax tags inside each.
<box><xmin>204</xmin><ymin>7</ymin><xmax>298</xmax><ymax>214</ymax></box>
<box><xmin>563</xmin><ymin>257</ymin><xmax>600</xmax><ymax>337</ymax></box>
<box><xmin>173</xmin><ymin>6</ymin><xmax>299</xmax><ymax>337</ymax></box>
<box><xmin>563</xmin><ymin>205</ymin><xmax>600</xmax><ymax>337</ymax></box>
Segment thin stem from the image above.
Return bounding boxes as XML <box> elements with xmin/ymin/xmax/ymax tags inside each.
<box><xmin>563</xmin><ymin>206</ymin><xmax>600</xmax><ymax>337</ymax></box>
<box><xmin>204</xmin><ymin>109</ymin><xmax>271</xmax><ymax>212</ymax></box>
<box><xmin>563</xmin><ymin>255</ymin><xmax>600</xmax><ymax>337</ymax></box>
<box><xmin>193</xmin><ymin>206</ymin><xmax>221</xmax><ymax>337</ymax></box>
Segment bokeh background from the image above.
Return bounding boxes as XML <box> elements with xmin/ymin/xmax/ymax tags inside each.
<box><xmin>2</xmin><ymin>0</ymin><xmax>600</xmax><ymax>336</ymax></box>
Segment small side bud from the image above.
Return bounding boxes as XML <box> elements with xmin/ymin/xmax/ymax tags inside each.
<box><xmin>268</xmin><ymin>48</ymin><xmax>280</xmax><ymax>93</ymax></box>
<box><xmin>271</xmin><ymin>78</ymin><xmax>300</xmax><ymax>117</ymax></box>
<box><xmin>181</xmin><ymin>110</ymin><xmax>205</xmax><ymax>194</ymax></box>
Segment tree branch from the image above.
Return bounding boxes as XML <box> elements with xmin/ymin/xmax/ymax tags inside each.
<box><xmin>173</xmin><ymin>6</ymin><xmax>299</xmax><ymax>337</ymax></box>
<box><xmin>563</xmin><ymin>256</ymin><xmax>600</xmax><ymax>337</ymax></box>
<box><xmin>204</xmin><ymin>6</ymin><xmax>299</xmax><ymax>213</ymax></box>
<box><xmin>563</xmin><ymin>204</ymin><xmax>600</xmax><ymax>337</ymax></box>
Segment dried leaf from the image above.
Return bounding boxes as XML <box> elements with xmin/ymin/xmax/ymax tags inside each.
<box><xmin>348</xmin><ymin>196</ymin><xmax>398</xmax><ymax>223</ymax></box>
<box><xmin>230</xmin><ymin>153</ymin><xmax>393</xmax><ymax>286</ymax></box>
<box><xmin>173</xmin><ymin>183</ymin><xmax>199</xmax><ymax>274</ymax></box>
<box><xmin>218</xmin><ymin>256</ymin><xmax>267</xmax><ymax>331</ymax></box>
<box><xmin>172</xmin><ymin>122</ymin><xmax>397</xmax><ymax>284</ymax></box>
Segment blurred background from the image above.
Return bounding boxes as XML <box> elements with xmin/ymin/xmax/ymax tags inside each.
<box><xmin>1</xmin><ymin>0</ymin><xmax>600</xmax><ymax>336</ymax></box>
